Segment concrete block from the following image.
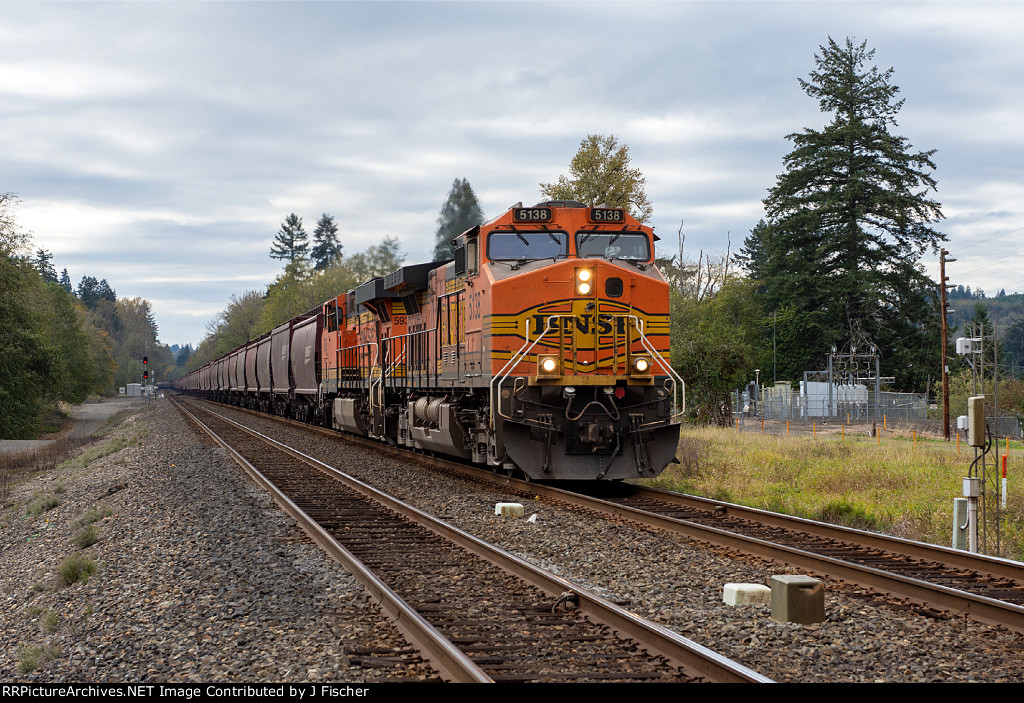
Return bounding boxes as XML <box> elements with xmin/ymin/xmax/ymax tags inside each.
<box><xmin>770</xmin><ymin>574</ymin><xmax>824</xmax><ymax>624</ymax></box>
<box><xmin>723</xmin><ymin>583</ymin><xmax>771</xmax><ymax>606</ymax></box>
<box><xmin>495</xmin><ymin>503</ymin><xmax>525</xmax><ymax>518</ymax></box>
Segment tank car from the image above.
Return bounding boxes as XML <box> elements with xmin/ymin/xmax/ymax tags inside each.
<box><xmin>175</xmin><ymin>200</ymin><xmax>683</xmax><ymax>481</ymax></box>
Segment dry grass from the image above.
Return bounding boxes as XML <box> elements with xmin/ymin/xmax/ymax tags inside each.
<box><xmin>0</xmin><ymin>435</ymin><xmax>90</xmax><ymax>501</ymax></box>
<box><xmin>642</xmin><ymin>424</ymin><xmax>1024</xmax><ymax>560</ymax></box>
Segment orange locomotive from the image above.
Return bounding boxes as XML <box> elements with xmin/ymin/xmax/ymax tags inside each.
<box><xmin>321</xmin><ymin>200</ymin><xmax>683</xmax><ymax>480</ymax></box>
<box><xmin>175</xmin><ymin>200</ymin><xmax>683</xmax><ymax>481</ymax></box>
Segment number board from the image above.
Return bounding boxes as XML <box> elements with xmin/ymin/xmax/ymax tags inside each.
<box><xmin>513</xmin><ymin>207</ymin><xmax>552</xmax><ymax>223</ymax></box>
<box><xmin>590</xmin><ymin>208</ymin><xmax>625</xmax><ymax>223</ymax></box>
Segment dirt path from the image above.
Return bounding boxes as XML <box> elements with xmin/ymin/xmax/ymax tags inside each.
<box><xmin>0</xmin><ymin>397</ymin><xmax>149</xmax><ymax>454</ymax></box>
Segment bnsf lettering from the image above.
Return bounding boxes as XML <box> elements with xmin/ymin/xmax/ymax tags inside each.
<box><xmin>531</xmin><ymin>314</ymin><xmax>627</xmax><ymax>335</ymax></box>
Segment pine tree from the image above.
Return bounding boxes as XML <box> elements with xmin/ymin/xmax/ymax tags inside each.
<box><xmin>433</xmin><ymin>179</ymin><xmax>484</xmax><ymax>262</ymax></box>
<box><xmin>540</xmin><ymin>134</ymin><xmax>653</xmax><ymax>224</ymax></box>
<box><xmin>270</xmin><ymin>213</ymin><xmax>309</xmax><ymax>263</ymax></box>
<box><xmin>750</xmin><ymin>37</ymin><xmax>945</xmax><ymax>389</ymax></box>
<box><xmin>311</xmin><ymin>213</ymin><xmax>342</xmax><ymax>271</ymax></box>
<box><xmin>34</xmin><ymin>249</ymin><xmax>57</xmax><ymax>283</ymax></box>
<box><xmin>76</xmin><ymin>276</ymin><xmax>117</xmax><ymax>311</ymax></box>
<box><xmin>59</xmin><ymin>268</ymin><xmax>72</xmax><ymax>293</ymax></box>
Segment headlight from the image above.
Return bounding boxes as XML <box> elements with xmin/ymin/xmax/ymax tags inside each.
<box><xmin>631</xmin><ymin>356</ymin><xmax>651</xmax><ymax>375</ymax></box>
<box><xmin>538</xmin><ymin>355</ymin><xmax>560</xmax><ymax>376</ymax></box>
<box><xmin>576</xmin><ymin>268</ymin><xmax>594</xmax><ymax>296</ymax></box>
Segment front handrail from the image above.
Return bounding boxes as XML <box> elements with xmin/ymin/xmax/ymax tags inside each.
<box><xmin>491</xmin><ymin>316</ymin><xmax>556</xmax><ymax>427</ymax></box>
<box><xmin>626</xmin><ymin>315</ymin><xmax>686</xmax><ymax>419</ymax></box>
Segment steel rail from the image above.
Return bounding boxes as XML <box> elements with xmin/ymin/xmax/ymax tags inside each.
<box><xmin>173</xmin><ymin>398</ymin><xmax>492</xmax><ymax>683</ymax></box>
<box><xmin>624</xmin><ymin>486</ymin><xmax>1024</xmax><ymax>584</ymax></box>
<box><xmin>175</xmin><ymin>397</ymin><xmax>772</xmax><ymax>684</ymax></box>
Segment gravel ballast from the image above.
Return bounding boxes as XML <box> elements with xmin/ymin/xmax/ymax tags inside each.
<box><xmin>3</xmin><ymin>396</ymin><xmax>1024</xmax><ymax>683</ymax></box>
<box><xmin>0</xmin><ymin>400</ymin><xmax>432</xmax><ymax>682</ymax></box>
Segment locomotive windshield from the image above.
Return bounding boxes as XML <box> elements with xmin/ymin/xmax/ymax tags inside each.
<box><xmin>575</xmin><ymin>232</ymin><xmax>650</xmax><ymax>261</ymax></box>
<box><xmin>487</xmin><ymin>231</ymin><xmax>568</xmax><ymax>261</ymax></box>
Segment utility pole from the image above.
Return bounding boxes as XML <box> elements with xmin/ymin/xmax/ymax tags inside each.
<box><xmin>940</xmin><ymin>249</ymin><xmax>955</xmax><ymax>441</ymax></box>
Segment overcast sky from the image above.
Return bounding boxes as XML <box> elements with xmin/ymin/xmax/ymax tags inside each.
<box><xmin>3</xmin><ymin>0</ymin><xmax>1022</xmax><ymax>348</ymax></box>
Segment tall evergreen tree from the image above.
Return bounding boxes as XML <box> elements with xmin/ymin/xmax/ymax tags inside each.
<box><xmin>749</xmin><ymin>37</ymin><xmax>945</xmax><ymax>389</ymax></box>
<box><xmin>269</xmin><ymin>213</ymin><xmax>309</xmax><ymax>263</ymax></box>
<box><xmin>58</xmin><ymin>267</ymin><xmax>72</xmax><ymax>293</ymax></box>
<box><xmin>433</xmin><ymin>178</ymin><xmax>484</xmax><ymax>262</ymax></box>
<box><xmin>34</xmin><ymin>249</ymin><xmax>57</xmax><ymax>283</ymax></box>
<box><xmin>311</xmin><ymin>213</ymin><xmax>342</xmax><ymax>271</ymax></box>
<box><xmin>76</xmin><ymin>276</ymin><xmax>117</xmax><ymax>310</ymax></box>
<box><xmin>540</xmin><ymin>134</ymin><xmax>653</xmax><ymax>224</ymax></box>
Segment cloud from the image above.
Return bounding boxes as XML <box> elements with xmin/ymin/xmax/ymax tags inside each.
<box><xmin>5</xmin><ymin>0</ymin><xmax>1024</xmax><ymax>348</ymax></box>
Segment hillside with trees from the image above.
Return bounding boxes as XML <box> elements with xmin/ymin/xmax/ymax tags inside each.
<box><xmin>0</xmin><ymin>193</ymin><xmax>175</xmax><ymax>437</ymax></box>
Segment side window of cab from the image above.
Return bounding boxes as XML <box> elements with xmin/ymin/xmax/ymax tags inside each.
<box><xmin>466</xmin><ymin>237</ymin><xmax>478</xmax><ymax>275</ymax></box>
<box><xmin>454</xmin><ymin>225</ymin><xmax>481</xmax><ymax>277</ymax></box>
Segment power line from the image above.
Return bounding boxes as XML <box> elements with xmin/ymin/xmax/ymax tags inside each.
<box><xmin>954</xmin><ymin>225</ymin><xmax>1024</xmax><ymax>250</ymax></box>
<box><xmin>954</xmin><ymin>251</ymin><xmax>1024</xmax><ymax>278</ymax></box>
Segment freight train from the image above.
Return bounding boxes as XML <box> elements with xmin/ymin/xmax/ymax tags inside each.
<box><xmin>173</xmin><ymin>200</ymin><xmax>683</xmax><ymax>480</ymax></box>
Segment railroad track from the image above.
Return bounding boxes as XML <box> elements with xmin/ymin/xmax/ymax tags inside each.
<box><xmin>181</xmin><ymin>395</ymin><xmax>1024</xmax><ymax>635</ymax></box>
<box><xmin>172</xmin><ymin>397</ymin><xmax>771</xmax><ymax>684</ymax></box>
<box><xmin>518</xmin><ymin>482</ymin><xmax>1024</xmax><ymax>634</ymax></box>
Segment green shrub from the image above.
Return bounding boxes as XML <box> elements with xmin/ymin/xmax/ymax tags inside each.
<box><xmin>813</xmin><ymin>499</ymin><xmax>885</xmax><ymax>532</ymax></box>
<box><xmin>40</xmin><ymin>609</ymin><xmax>59</xmax><ymax>633</ymax></box>
<box><xmin>72</xmin><ymin>525</ymin><xmax>99</xmax><ymax>549</ymax></box>
<box><xmin>73</xmin><ymin>505</ymin><xmax>112</xmax><ymax>528</ymax></box>
<box><xmin>18</xmin><ymin>644</ymin><xmax>61</xmax><ymax>673</ymax></box>
<box><xmin>58</xmin><ymin>553</ymin><xmax>98</xmax><ymax>586</ymax></box>
<box><xmin>26</xmin><ymin>492</ymin><xmax>60</xmax><ymax>517</ymax></box>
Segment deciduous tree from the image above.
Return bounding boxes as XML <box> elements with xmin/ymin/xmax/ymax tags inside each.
<box><xmin>540</xmin><ymin>134</ymin><xmax>652</xmax><ymax>223</ymax></box>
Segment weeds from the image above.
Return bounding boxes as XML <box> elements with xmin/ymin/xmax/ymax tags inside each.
<box><xmin>18</xmin><ymin>644</ymin><xmax>62</xmax><ymax>674</ymax></box>
<box><xmin>72</xmin><ymin>524</ymin><xmax>100</xmax><ymax>549</ymax></box>
<box><xmin>73</xmin><ymin>505</ymin><xmax>112</xmax><ymax>529</ymax></box>
<box><xmin>0</xmin><ymin>435</ymin><xmax>91</xmax><ymax>500</ymax></box>
<box><xmin>59</xmin><ymin>436</ymin><xmax>131</xmax><ymax>471</ymax></box>
<box><xmin>644</xmin><ymin>424</ymin><xmax>1024</xmax><ymax>558</ymax></box>
<box><xmin>25</xmin><ymin>489</ymin><xmax>61</xmax><ymax>517</ymax></box>
<box><xmin>812</xmin><ymin>499</ymin><xmax>886</xmax><ymax>532</ymax></box>
<box><xmin>58</xmin><ymin>553</ymin><xmax>98</xmax><ymax>586</ymax></box>
<box><xmin>40</xmin><ymin>609</ymin><xmax>59</xmax><ymax>633</ymax></box>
